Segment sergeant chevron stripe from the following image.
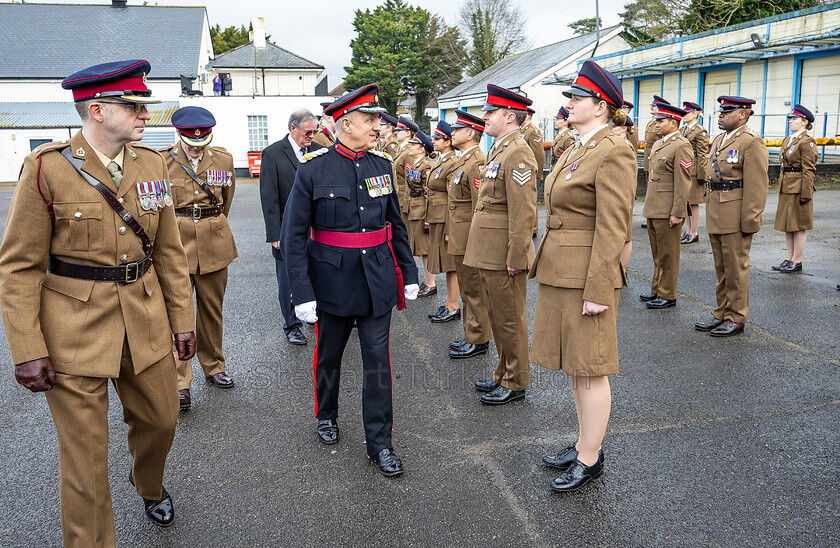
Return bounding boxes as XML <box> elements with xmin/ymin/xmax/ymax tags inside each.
<box><xmin>511</xmin><ymin>169</ymin><xmax>531</xmax><ymax>186</ymax></box>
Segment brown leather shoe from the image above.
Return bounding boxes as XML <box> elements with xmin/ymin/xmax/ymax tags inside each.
<box><xmin>417</xmin><ymin>284</ymin><xmax>437</xmax><ymax>298</ymax></box>
<box><xmin>206</xmin><ymin>372</ymin><xmax>234</xmax><ymax>388</ymax></box>
<box><xmin>694</xmin><ymin>318</ymin><xmax>724</xmax><ymax>331</ymax></box>
<box><xmin>710</xmin><ymin>320</ymin><xmax>744</xmax><ymax>337</ymax></box>
<box><xmin>178</xmin><ymin>389</ymin><xmax>191</xmax><ymax>410</ymax></box>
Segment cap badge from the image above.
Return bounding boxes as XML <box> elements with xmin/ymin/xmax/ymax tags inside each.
<box><xmin>195</xmin><ymin>128</ymin><xmax>201</xmax><ymax>136</ymax></box>
<box><xmin>76</xmin><ymin>147</ymin><xmax>85</xmax><ymax>157</ymax></box>
<box><xmin>142</xmin><ymin>72</ymin><xmax>147</xmax><ymax>86</ymax></box>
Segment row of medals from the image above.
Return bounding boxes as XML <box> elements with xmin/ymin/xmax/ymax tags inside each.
<box><xmin>136</xmin><ymin>181</ymin><xmax>172</xmax><ymax>211</ymax></box>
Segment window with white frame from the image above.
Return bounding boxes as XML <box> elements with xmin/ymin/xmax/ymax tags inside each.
<box><xmin>248</xmin><ymin>115</ymin><xmax>269</xmax><ymax>151</ymax></box>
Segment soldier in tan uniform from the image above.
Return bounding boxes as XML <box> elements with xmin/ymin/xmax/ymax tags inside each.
<box><xmin>611</xmin><ymin>117</ymin><xmax>639</xmax><ymax>268</ymax></box>
<box><xmin>521</xmin><ymin>107</ymin><xmax>545</xmax><ymax>237</ymax></box>
<box><xmin>427</xmin><ymin>121</ymin><xmax>460</xmax><ymax>321</ymax></box>
<box><xmin>643</xmin><ymin>96</ymin><xmax>669</xmax><ymax>178</ymax></box>
<box><xmin>0</xmin><ymin>60</ymin><xmax>196</xmax><ymax>544</ymax></box>
<box><xmin>694</xmin><ymin>96</ymin><xmax>768</xmax><ymax>337</ymax></box>
<box><xmin>638</xmin><ymin>103</ymin><xmax>692</xmax><ymax>309</ymax></box>
<box><xmin>622</xmin><ymin>100</ymin><xmax>639</xmax><ymax>151</ymax></box>
<box><xmin>163</xmin><ymin>106</ymin><xmax>237</xmax><ymax>410</ymax></box>
<box><xmin>772</xmin><ymin>104</ymin><xmax>818</xmax><ymax>273</ymax></box>
<box><xmin>393</xmin><ymin>116</ymin><xmax>418</xmax><ymax>231</ymax></box>
<box><xmin>377</xmin><ymin>113</ymin><xmax>400</xmax><ymax>159</ymax></box>
<box><xmin>312</xmin><ymin>101</ymin><xmax>336</xmax><ymax>148</ymax></box>
<box><xmin>680</xmin><ymin>101</ymin><xmax>710</xmax><ymax>244</ymax></box>
<box><xmin>406</xmin><ymin>130</ymin><xmax>438</xmax><ymax>296</ymax></box>
<box><xmin>465</xmin><ymin>84</ymin><xmax>537</xmax><ymax>405</ymax></box>
<box><xmin>551</xmin><ymin>107</ymin><xmax>575</xmax><ymax>167</ymax></box>
<box><xmin>447</xmin><ymin>110</ymin><xmax>492</xmax><ymax>359</ymax></box>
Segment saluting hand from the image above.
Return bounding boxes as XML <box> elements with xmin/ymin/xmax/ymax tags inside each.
<box><xmin>15</xmin><ymin>357</ymin><xmax>57</xmax><ymax>392</ymax></box>
<box><xmin>175</xmin><ymin>332</ymin><xmax>197</xmax><ymax>360</ymax></box>
<box><xmin>582</xmin><ymin>300</ymin><xmax>608</xmax><ymax>316</ymax></box>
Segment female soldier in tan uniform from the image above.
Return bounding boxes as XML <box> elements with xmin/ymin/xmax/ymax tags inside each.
<box><xmin>772</xmin><ymin>105</ymin><xmax>818</xmax><ymax>273</ymax></box>
<box><xmin>611</xmin><ymin>117</ymin><xmax>638</xmax><ymax>268</ymax></box>
<box><xmin>530</xmin><ymin>60</ymin><xmax>636</xmax><ymax>493</ymax></box>
<box><xmin>680</xmin><ymin>102</ymin><xmax>710</xmax><ymax>244</ymax></box>
<box><xmin>406</xmin><ymin>130</ymin><xmax>437</xmax><ymax>295</ymax></box>
<box><xmin>551</xmin><ymin>107</ymin><xmax>575</xmax><ymax>167</ymax></box>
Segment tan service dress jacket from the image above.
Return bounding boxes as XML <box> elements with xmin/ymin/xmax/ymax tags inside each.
<box><xmin>680</xmin><ymin>123</ymin><xmax>710</xmax><ymax>204</ymax></box>
<box><xmin>643</xmin><ymin>132</ymin><xmax>693</xmax><ymax>219</ymax></box>
<box><xmin>446</xmin><ymin>145</ymin><xmax>485</xmax><ymax>256</ymax></box>
<box><xmin>643</xmin><ymin>119</ymin><xmax>657</xmax><ymax>172</ymax></box>
<box><xmin>520</xmin><ymin>122</ymin><xmax>546</xmax><ymax>176</ymax></box>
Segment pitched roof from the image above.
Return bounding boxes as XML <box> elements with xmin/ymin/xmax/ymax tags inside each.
<box><xmin>0</xmin><ymin>101</ymin><xmax>180</xmax><ymax>128</ymax></box>
<box><xmin>208</xmin><ymin>42</ymin><xmax>323</xmax><ymax>70</ymax></box>
<box><xmin>439</xmin><ymin>26</ymin><xmax>621</xmax><ymax>99</ymax></box>
<box><xmin>0</xmin><ymin>3</ymin><xmax>206</xmax><ymax>79</ymax></box>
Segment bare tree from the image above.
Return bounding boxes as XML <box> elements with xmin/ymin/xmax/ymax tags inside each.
<box><xmin>457</xmin><ymin>0</ymin><xmax>531</xmax><ymax>77</ymax></box>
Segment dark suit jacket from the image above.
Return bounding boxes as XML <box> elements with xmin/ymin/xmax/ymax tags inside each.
<box><xmin>259</xmin><ymin>135</ymin><xmax>325</xmax><ymax>259</ymax></box>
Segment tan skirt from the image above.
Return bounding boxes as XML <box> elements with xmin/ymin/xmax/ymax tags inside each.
<box><xmin>426</xmin><ymin>222</ymin><xmax>455</xmax><ymax>274</ymax></box>
<box><xmin>774</xmin><ymin>193</ymin><xmax>813</xmax><ymax>232</ymax></box>
<box><xmin>409</xmin><ymin>219</ymin><xmax>429</xmax><ymax>256</ymax></box>
<box><xmin>688</xmin><ymin>179</ymin><xmax>706</xmax><ymax>205</ymax></box>
<box><xmin>530</xmin><ymin>285</ymin><xmax>621</xmax><ymax>376</ymax></box>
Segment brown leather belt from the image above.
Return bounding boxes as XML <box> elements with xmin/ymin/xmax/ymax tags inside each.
<box><xmin>709</xmin><ymin>180</ymin><xmax>743</xmax><ymax>191</ymax></box>
<box><xmin>782</xmin><ymin>166</ymin><xmax>802</xmax><ymax>173</ymax></box>
<box><xmin>175</xmin><ymin>205</ymin><xmax>222</xmax><ymax>219</ymax></box>
<box><xmin>48</xmin><ymin>255</ymin><xmax>153</xmax><ymax>284</ymax></box>
<box><xmin>545</xmin><ymin>214</ymin><xmax>596</xmax><ymax>230</ymax></box>
<box><xmin>409</xmin><ymin>190</ymin><xmax>425</xmax><ymax>198</ymax></box>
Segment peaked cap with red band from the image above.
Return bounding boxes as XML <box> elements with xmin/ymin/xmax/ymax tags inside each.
<box><xmin>653</xmin><ymin>102</ymin><xmax>686</xmax><ymax>122</ymax></box>
<box><xmin>622</xmin><ymin>100</ymin><xmax>634</xmax><ymax>109</ymax></box>
<box><xmin>526</xmin><ymin>107</ymin><xmax>535</xmax><ymax>115</ymax></box>
<box><xmin>451</xmin><ymin>109</ymin><xmax>485</xmax><ymax>131</ymax></box>
<box><xmin>433</xmin><ymin>120</ymin><xmax>453</xmax><ymax>140</ymax></box>
<box><xmin>396</xmin><ymin>115</ymin><xmax>419</xmax><ymax>133</ymax></box>
<box><xmin>409</xmin><ymin>129</ymin><xmax>434</xmax><ymax>152</ymax></box>
<box><xmin>717</xmin><ymin>95</ymin><xmax>756</xmax><ymax>113</ymax></box>
<box><xmin>324</xmin><ymin>83</ymin><xmax>386</xmax><ymax>120</ymax></box>
<box><xmin>562</xmin><ymin>60</ymin><xmax>623</xmax><ymax>108</ymax></box>
<box><xmin>651</xmin><ymin>95</ymin><xmax>670</xmax><ymax>105</ymax></box>
<box><xmin>171</xmin><ymin>106</ymin><xmax>216</xmax><ymax>147</ymax></box>
<box><xmin>555</xmin><ymin>106</ymin><xmax>570</xmax><ymax>120</ymax></box>
<box><xmin>787</xmin><ymin>103</ymin><xmax>814</xmax><ymax>123</ymax></box>
<box><xmin>61</xmin><ymin>59</ymin><xmax>160</xmax><ymax>104</ymax></box>
<box><xmin>682</xmin><ymin>101</ymin><xmax>702</xmax><ymax>112</ymax></box>
<box><xmin>379</xmin><ymin>113</ymin><xmax>398</xmax><ymax>127</ymax></box>
<box><xmin>482</xmin><ymin>84</ymin><xmax>533</xmax><ymax>112</ymax></box>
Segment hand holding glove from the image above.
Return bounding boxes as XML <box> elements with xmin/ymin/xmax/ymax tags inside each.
<box><xmin>295</xmin><ymin>301</ymin><xmax>318</xmax><ymax>324</ymax></box>
<box><xmin>404</xmin><ymin>284</ymin><xmax>419</xmax><ymax>301</ymax></box>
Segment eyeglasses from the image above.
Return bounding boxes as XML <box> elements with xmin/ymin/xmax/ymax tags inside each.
<box><xmin>97</xmin><ymin>101</ymin><xmax>148</xmax><ymax>113</ymax></box>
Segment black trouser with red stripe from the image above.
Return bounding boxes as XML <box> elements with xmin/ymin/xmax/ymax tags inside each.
<box><xmin>314</xmin><ymin>310</ymin><xmax>393</xmax><ymax>457</ymax></box>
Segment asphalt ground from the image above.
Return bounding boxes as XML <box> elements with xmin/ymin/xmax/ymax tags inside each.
<box><xmin>0</xmin><ymin>182</ymin><xmax>838</xmax><ymax>547</ymax></box>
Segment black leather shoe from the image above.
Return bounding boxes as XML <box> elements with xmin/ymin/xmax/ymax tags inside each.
<box><xmin>771</xmin><ymin>259</ymin><xmax>791</xmax><ymax>271</ymax></box>
<box><xmin>646</xmin><ymin>297</ymin><xmax>676</xmax><ymax>309</ymax></box>
<box><xmin>550</xmin><ymin>458</ymin><xmax>603</xmax><ymax>493</ymax></box>
<box><xmin>710</xmin><ymin>320</ymin><xmax>744</xmax><ymax>337</ymax></box>
<box><xmin>178</xmin><ymin>389</ymin><xmax>191</xmax><ymax>411</ymax></box>
<box><xmin>286</xmin><ymin>326</ymin><xmax>307</xmax><ymax>345</ymax></box>
<box><xmin>694</xmin><ymin>317</ymin><xmax>724</xmax><ymax>331</ymax></box>
<box><xmin>780</xmin><ymin>261</ymin><xmax>802</xmax><ymax>273</ymax></box>
<box><xmin>316</xmin><ymin>419</ymin><xmax>339</xmax><ymax>445</ymax></box>
<box><xmin>370</xmin><ymin>448</ymin><xmax>403</xmax><ymax>477</ymax></box>
<box><xmin>205</xmin><ymin>372</ymin><xmax>234</xmax><ymax>388</ymax></box>
<box><xmin>639</xmin><ymin>293</ymin><xmax>657</xmax><ymax>302</ymax></box>
<box><xmin>450</xmin><ymin>342</ymin><xmax>489</xmax><ymax>359</ymax></box>
<box><xmin>682</xmin><ymin>234</ymin><xmax>699</xmax><ymax>244</ymax></box>
<box><xmin>480</xmin><ymin>385</ymin><xmax>525</xmax><ymax>405</ymax></box>
<box><xmin>641</xmin><ymin>222</ymin><xmax>647</xmax><ymax>229</ymax></box>
<box><xmin>680</xmin><ymin>232</ymin><xmax>687</xmax><ymax>242</ymax></box>
<box><xmin>543</xmin><ymin>446</ymin><xmax>604</xmax><ymax>470</ymax></box>
<box><xmin>428</xmin><ymin>305</ymin><xmax>446</xmax><ymax>319</ymax></box>
<box><xmin>129</xmin><ymin>471</ymin><xmax>174</xmax><ymax>527</ymax></box>
<box><xmin>836</xmin><ymin>284</ymin><xmax>840</xmax><ymax>291</ymax></box>
<box><xmin>474</xmin><ymin>379</ymin><xmax>499</xmax><ymax>393</ymax></box>
<box><xmin>450</xmin><ymin>338</ymin><xmax>467</xmax><ymax>351</ymax></box>
<box><xmin>431</xmin><ymin>307</ymin><xmax>461</xmax><ymax>323</ymax></box>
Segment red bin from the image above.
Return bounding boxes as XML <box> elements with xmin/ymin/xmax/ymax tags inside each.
<box><xmin>247</xmin><ymin>152</ymin><xmax>262</xmax><ymax>177</ymax></box>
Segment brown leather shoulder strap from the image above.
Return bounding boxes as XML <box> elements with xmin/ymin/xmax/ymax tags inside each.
<box><xmin>170</xmin><ymin>149</ymin><xmax>218</xmax><ymax>205</ymax></box>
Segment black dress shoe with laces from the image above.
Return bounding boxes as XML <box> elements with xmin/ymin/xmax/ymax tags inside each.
<box><xmin>450</xmin><ymin>338</ymin><xmax>467</xmax><ymax>351</ymax></box>
<box><xmin>646</xmin><ymin>297</ymin><xmax>676</xmax><ymax>309</ymax></box>
<box><xmin>710</xmin><ymin>320</ymin><xmax>744</xmax><ymax>337</ymax></box>
<box><xmin>779</xmin><ymin>261</ymin><xmax>802</xmax><ymax>273</ymax></box>
<box><xmin>286</xmin><ymin>326</ymin><xmax>307</xmax><ymax>345</ymax></box>
<box><xmin>694</xmin><ymin>317</ymin><xmax>724</xmax><ymax>331</ymax></box>
<box><xmin>550</xmin><ymin>458</ymin><xmax>604</xmax><ymax>492</ymax></box>
<box><xmin>543</xmin><ymin>446</ymin><xmax>604</xmax><ymax>470</ymax></box>
<box><xmin>316</xmin><ymin>419</ymin><xmax>339</xmax><ymax>445</ymax></box>
<box><xmin>370</xmin><ymin>448</ymin><xmax>403</xmax><ymax>477</ymax></box>
<box><xmin>683</xmin><ymin>234</ymin><xmax>699</xmax><ymax>244</ymax></box>
<box><xmin>450</xmin><ymin>342</ymin><xmax>488</xmax><ymax>359</ymax></box>
<box><xmin>428</xmin><ymin>305</ymin><xmax>446</xmax><ymax>319</ymax></box>
<box><xmin>431</xmin><ymin>308</ymin><xmax>461</xmax><ymax>323</ymax></box>
<box><xmin>474</xmin><ymin>379</ymin><xmax>499</xmax><ymax>393</ymax></box>
<box><xmin>639</xmin><ymin>293</ymin><xmax>657</xmax><ymax>302</ymax></box>
<box><xmin>772</xmin><ymin>259</ymin><xmax>791</xmax><ymax>271</ymax></box>
<box><xmin>480</xmin><ymin>385</ymin><xmax>525</xmax><ymax>405</ymax></box>
<box><xmin>129</xmin><ymin>471</ymin><xmax>174</xmax><ymax>527</ymax></box>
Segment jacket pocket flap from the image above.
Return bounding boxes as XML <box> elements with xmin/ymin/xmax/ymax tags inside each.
<box><xmin>478</xmin><ymin>213</ymin><xmax>508</xmax><ymax>229</ymax></box>
<box><xmin>313</xmin><ymin>186</ymin><xmax>352</xmax><ymax>200</ymax></box>
<box><xmin>41</xmin><ymin>272</ymin><xmax>95</xmax><ymax>302</ymax></box>
<box><xmin>53</xmin><ymin>202</ymin><xmax>103</xmax><ymax>221</ymax></box>
<box><xmin>718</xmin><ymin>188</ymin><xmax>743</xmax><ymax>203</ymax></box>
<box><xmin>308</xmin><ymin>244</ymin><xmax>343</xmax><ymax>268</ymax></box>
<box><xmin>142</xmin><ymin>269</ymin><xmax>159</xmax><ymax>296</ymax></box>
<box><xmin>556</xmin><ymin>229</ymin><xmax>595</xmax><ymax>247</ymax></box>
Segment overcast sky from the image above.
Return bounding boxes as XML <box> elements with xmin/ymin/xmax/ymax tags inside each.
<box><xmin>30</xmin><ymin>0</ymin><xmax>628</xmax><ymax>84</ymax></box>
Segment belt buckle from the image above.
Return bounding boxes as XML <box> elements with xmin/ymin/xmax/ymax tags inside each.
<box><xmin>124</xmin><ymin>262</ymin><xmax>140</xmax><ymax>284</ymax></box>
<box><xmin>192</xmin><ymin>205</ymin><xmax>201</xmax><ymax>219</ymax></box>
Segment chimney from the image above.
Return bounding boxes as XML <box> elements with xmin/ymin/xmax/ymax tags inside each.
<box><xmin>251</xmin><ymin>17</ymin><xmax>266</xmax><ymax>49</ymax></box>
<box><xmin>112</xmin><ymin>0</ymin><xmax>127</xmax><ymax>8</ymax></box>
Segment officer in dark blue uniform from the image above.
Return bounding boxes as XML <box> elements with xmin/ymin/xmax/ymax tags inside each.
<box><xmin>281</xmin><ymin>84</ymin><xmax>419</xmax><ymax>477</ymax></box>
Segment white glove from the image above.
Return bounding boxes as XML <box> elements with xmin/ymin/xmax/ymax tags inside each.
<box><xmin>404</xmin><ymin>284</ymin><xmax>419</xmax><ymax>301</ymax></box>
<box><xmin>295</xmin><ymin>301</ymin><xmax>318</xmax><ymax>324</ymax></box>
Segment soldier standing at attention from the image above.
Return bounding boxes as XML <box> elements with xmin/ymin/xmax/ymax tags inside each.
<box><xmin>551</xmin><ymin>107</ymin><xmax>574</xmax><ymax>168</ymax></box>
<box><xmin>377</xmin><ymin>113</ymin><xmax>400</xmax><ymax>159</ymax></box>
<box><xmin>622</xmin><ymin>100</ymin><xmax>639</xmax><ymax>151</ymax></box>
<box><xmin>281</xmin><ymin>84</ymin><xmax>419</xmax><ymax>477</ymax></box>
<box><xmin>162</xmin><ymin>106</ymin><xmax>237</xmax><ymax>411</ymax></box>
<box><xmin>312</xmin><ymin>101</ymin><xmax>336</xmax><ymax>148</ymax></box>
<box><xmin>393</xmin><ymin>116</ymin><xmax>419</xmax><ymax>231</ymax></box>
<box><xmin>406</xmin><ymin>130</ymin><xmax>438</xmax><ymax>297</ymax></box>
<box><xmin>638</xmin><ymin>103</ymin><xmax>692</xmax><ymax>310</ymax></box>
<box><xmin>772</xmin><ymin>105</ymin><xmax>818</xmax><ymax>273</ymax></box>
<box><xmin>427</xmin><ymin>121</ymin><xmax>460</xmax><ymax>322</ymax></box>
<box><xmin>465</xmin><ymin>84</ymin><xmax>537</xmax><ymax>405</ymax></box>
<box><xmin>680</xmin><ymin>101</ymin><xmax>710</xmax><ymax>244</ymax></box>
<box><xmin>446</xmin><ymin>110</ymin><xmax>492</xmax><ymax>359</ymax></box>
<box><xmin>0</xmin><ymin>59</ymin><xmax>196</xmax><ymax>544</ymax></box>
<box><xmin>521</xmin><ymin>107</ymin><xmax>545</xmax><ymax>237</ymax></box>
<box><xmin>694</xmin><ymin>96</ymin><xmax>768</xmax><ymax>337</ymax></box>
<box><xmin>643</xmin><ymin>96</ymin><xmax>669</xmax><ymax>180</ymax></box>
<box><xmin>611</xmin><ymin>117</ymin><xmax>639</xmax><ymax>269</ymax></box>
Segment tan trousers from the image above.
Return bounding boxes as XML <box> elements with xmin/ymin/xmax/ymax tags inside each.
<box><xmin>454</xmin><ymin>255</ymin><xmax>491</xmax><ymax>344</ymax></box>
<box><xmin>44</xmin><ymin>343</ymin><xmax>178</xmax><ymax>548</ymax></box>
<box><xmin>479</xmin><ymin>268</ymin><xmax>531</xmax><ymax>391</ymax></box>
<box><xmin>710</xmin><ymin>232</ymin><xmax>753</xmax><ymax>323</ymax></box>
<box><xmin>175</xmin><ymin>267</ymin><xmax>228</xmax><ymax>389</ymax></box>
<box><xmin>647</xmin><ymin>217</ymin><xmax>683</xmax><ymax>300</ymax></box>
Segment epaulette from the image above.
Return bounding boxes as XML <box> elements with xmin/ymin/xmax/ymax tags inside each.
<box><xmin>300</xmin><ymin>147</ymin><xmax>330</xmax><ymax>164</ymax></box>
<box><xmin>33</xmin><ymin>140</ymin><xmax>70</xmax><ymax>156</ymax></box>
<box><xmin>368</xmin><ymin>148</ymin><xmax>391</xmax><ymax>161</ymax></box>
<box><xmin>157</xmin><ymin>145</ymin><xmax>175</xmax><ymax>153</ymax></box>
<box><xmin>744</xmin><ymin>127</ymin><xmax>760</xmax><ymax>137</ymax></box>
<box><xmin>130</xmin><ymin>141</ymin><xmax>159</xmax><ymax>152</ymax></box>
<box><xmin>211</xmin><ymin>146</ymin><xmax>231</xmax><ymax>156</ymax></box>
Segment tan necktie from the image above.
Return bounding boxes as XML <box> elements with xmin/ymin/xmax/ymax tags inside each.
<box><xmin>106</xmin><ymin>161</ymin><xmax>123</xmax><ymax>189</ymax></box>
